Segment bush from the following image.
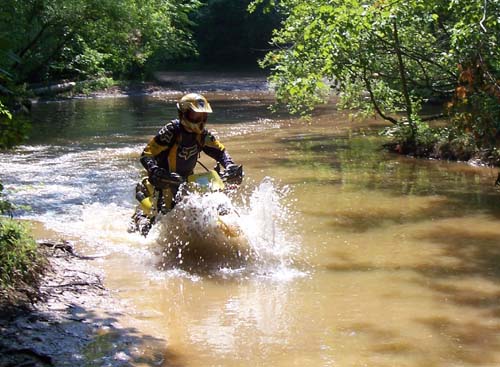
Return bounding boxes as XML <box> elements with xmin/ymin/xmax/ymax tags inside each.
<box><xmin>0</xmin><ymin>99</ymin><xmax>31</xmax><ymax>150</ymax></box>
<box><xmin>434</xmin><ymin>130</ymin><xmax>476</xmax><ymax>161</ymax></box>
<box><xmin>0</xmin><ymin>219</ymin><xmax>46</xmax><ymax>304</ymax></box>
<box><xmin>0</xmin><ymin>182</ymin><xmax>13</xmax><ymax>216</ymax></box>
<box><xmin>382</xmin><ymin>122</ymin><xmax>480</xmax><ymax>162</ymax></box>
<box><xmin>73</xmin><ymin>77</ymin><xmax>116</xmax><ymax>95</ymax></box>
<box><xmin>381</xmin><ymin>121</ymin><xmax>439</xmax><ymax>156</ymax></box>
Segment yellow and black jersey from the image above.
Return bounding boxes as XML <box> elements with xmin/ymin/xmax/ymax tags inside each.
<box><xmin>140</xmin><ymin>119</ymin><xmax>233</xmax><ymax>177</ymax></box>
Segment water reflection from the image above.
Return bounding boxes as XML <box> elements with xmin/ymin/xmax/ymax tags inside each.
<box><xmin>186</xmin><ymin>282</ymin><xmax>294</xmax><ymax>355</ymax></box>
<box><xmin>147</xmin><ymin>277</ymin><xmax>339</xmax><ymax>366</ymax></box>
<box><xmin>28</xmin><ymin>97</ymin><xmax>175</xmax><ymax>145</ymax></box>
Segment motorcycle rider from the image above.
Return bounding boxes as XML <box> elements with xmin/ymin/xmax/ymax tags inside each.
<box><xmin>130</xmin><ymin>93</ymin><xmax>243</xmax><ymax>235</ymax></box>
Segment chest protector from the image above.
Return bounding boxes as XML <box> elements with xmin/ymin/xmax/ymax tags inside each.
<box><xmin>158</xmin><ymin>129</ymin><xmax>204</xmax><ymax>177</ymax></box>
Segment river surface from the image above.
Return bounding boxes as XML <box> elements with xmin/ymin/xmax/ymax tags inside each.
<box><xmin>2</xmin><ymin>78</ymin><xmax>500</xmax><ymax>366</ymax></box>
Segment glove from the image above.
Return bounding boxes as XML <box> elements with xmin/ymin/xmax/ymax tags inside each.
<box><xmin>149</xmin><ymin>167</ymin><xmax>184</xmax><ymax>189</ymax></box>
<box><xmin>221</xmin><ymin>164</ymin><xmax>244</xmax><ymax>185</ymax></box>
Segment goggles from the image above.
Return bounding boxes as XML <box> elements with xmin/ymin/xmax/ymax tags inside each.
<box><xmin>186</xmin><ymin>110</ymin><xmax>208</xmax><ymax>124</ymax></box>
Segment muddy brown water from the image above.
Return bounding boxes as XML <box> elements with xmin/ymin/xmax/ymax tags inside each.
<box><xmin>2</xmin><ymin>85</ymin><xmax>500</xmax><ymax>366</ymax></box>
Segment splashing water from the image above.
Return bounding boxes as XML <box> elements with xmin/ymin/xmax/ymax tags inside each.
<box><xmin>1</xmin><ymin>144</ymin><xmax>304</xmax><ymax>279</ymax></box>
<box><xmin>148</xmin><ymin>178</ymin><xmax>302</xmax><ymax>277</ymax></box>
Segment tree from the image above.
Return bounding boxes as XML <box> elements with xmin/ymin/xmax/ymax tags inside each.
<box><xmin>251</xmin><ymin>0</ymin><xmax>500</xmax><ymax>155</ymax></box>
<box><xmin>447</xmin><ymin>0</ymin><xmax>500</xmax><ymax>150</ymax></box>
<box><xmin>0</xmin><ymin>0</ymin><xmax>204</xmax><ymax>148</ymax></box>
<box><xmin>0</xmin><ymin>0</ymin><xmax>202</xmax><ymax>84</ymax></box>
<box><xmin>0</xmin><ymin>44</ymin><xmax>29</xmax><ymax>150</ymax></box>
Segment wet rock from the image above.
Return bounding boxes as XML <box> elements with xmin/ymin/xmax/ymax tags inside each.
<box><xmin>0</xmin><ymin>246</ymin><xmax>127</xmax><ymax>367</ymax></box>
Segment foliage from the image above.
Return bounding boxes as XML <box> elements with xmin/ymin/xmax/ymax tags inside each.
<box><xmin>381</xmin><ymin>123</ymin><xmax>477</xmax><ymax>160</ymax></box>
<box><xmin>0</xmin><ymin>0</ymin><xmax>202</xmax><ymax>84</ymax></box>
<box><xmin>0</xmin><ymin>100</ymin><xmax>11</xmax><ymax>120</ymax></box>
<box><xmin>0</xmin><ymin>0</ymin><xmax>205</xmax><ymax>150</ymax></box>
<box><xmin>450</xmin><ymin>66</ymin><xmax>500</xmax><ymax>150</ymax></box>
<box><xmin>0</xmin><ymin>102</ymin><xmax>31</xmax><ymax>149</ymax></box>
<box><xmin>0</xmin><ymin>0</ymin><xmax>282</xmax><ymax>81</ymax></box>
<box><xmin>0</xmin><ymin>218</ymin><xmax>45</xmax><ymax>298</ymax></box>
<box><xmin>251</xmin><ymin>0</ymin><xmax>500</xmax><ymax>155</ymax></box>
<box><xmin>73</xmin><ymin>77</ymin><xmax>116</xmax><ymax>95</ymax></box>
<box><xmin>0</xmin><ymin>182</ymin><xmax>14</xmax><ymax>216</ymax></box>
<box><xmin>1</xmin><ymin>178</ymin><xmax>45</xmax><ymax>304</ymax></box>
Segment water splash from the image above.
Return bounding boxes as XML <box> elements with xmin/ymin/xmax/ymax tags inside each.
<box><xmin>1</xmin><ymin>144</ymin><xmax>305</xmax><ymax>279</ymax></box>
<box><xmin>0</xmin><ymin>144</ymin><xmax>141</xmax><ymax>219</ymax></box>
<box><xmin>148</xmin><ymin>178</ymin><xmax>303</xmax><ymax>278</ymax></box>
<box><xmin>46</xmin><ymin>202</ymin><xmax>135</xmax><ymax>242</ymax></box>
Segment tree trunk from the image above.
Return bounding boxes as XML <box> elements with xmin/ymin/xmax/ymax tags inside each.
<box><xmin>393</xmin><ymin>19</ymin><xmax>416</xmax><ymax>142</ymax></box>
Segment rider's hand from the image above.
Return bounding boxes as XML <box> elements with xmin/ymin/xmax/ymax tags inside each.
<box><xmin>149</xmin><ymin>167</ymin><xmax>183</xmax><ymax>189</ymax></box>
<box><xmin>223</xmin><ymin>164</ymin><xmax>244</xmax><ymax>185</ymax></box>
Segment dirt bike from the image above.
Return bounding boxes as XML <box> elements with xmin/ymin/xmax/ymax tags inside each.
<box><xmin>129</xmin><ymin>164</ymin><xmax>244</xmax><ymax>237</ymax></box>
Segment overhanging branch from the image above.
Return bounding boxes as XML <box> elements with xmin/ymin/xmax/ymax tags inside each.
<box><xmin>362</xmin><ymin>71</ymin><xmax>399</xmax><ymax>125</ymax></box>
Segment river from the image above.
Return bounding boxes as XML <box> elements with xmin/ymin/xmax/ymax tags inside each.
<box><xmin>2</xmin><ymin>76</ymin><xmax>500</xmax><ymax>366</ymax></box>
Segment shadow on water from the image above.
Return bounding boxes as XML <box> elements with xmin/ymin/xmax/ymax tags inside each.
<box><xmin>326</xmin><ymin>226</ymin><xmax>500</xmax><ymax>365</ymax></box>
<box><xmin>290</xmin><ymin>132</ymin><xmax>500</xmax><ymax>364</ymax></box>
<box><xmin>324</xmin><ymin>203</ymin><xmax>500</xmax><ymax>283</ymax></box>
<box><xmin>415</xmin><ymin>227</ymin><xmax>500</xmax><ymax>279</ymax></box>
<box><xmin>345</xmin><ymin>322</ymin><xmax>426</xmax><ymax>362</ymax></box>
<box><xmin>412</xmin><ymin>226</ymin><xmax>500</xmax><ymax>359</ymax></box>
<box><xmin>326</xmin><ymin>245</ymin><xmax>500</xmax><ymax>365</ymax></box>
<box><xmin>321</xmin><ymin>191</ymin><xmax>500</xmax><ymax>233</ymax></box>
<box><xmin>355</xmin><ymin>316</ymin><xmax>500</xmax><ymax>366</ymax></box>
<box><xmin>0</xmin><ymin>304</ymin><xmax>181</xmax><ymax>367</ymax></box>
<box><xmin>415</xmin><ymin>316</ymin><xmax>500</xmax><ymax>366</ymax></box>
<box><xmin>274</xmin><ymin>131</ymin><xmax>500</xmax><ymax>231</ymax></box>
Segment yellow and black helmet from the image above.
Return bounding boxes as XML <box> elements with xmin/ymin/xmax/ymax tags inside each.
<box><xmin>176</xmin><ymin>93</ymin><xmax>213</xmax><ymax>114</ymax></box>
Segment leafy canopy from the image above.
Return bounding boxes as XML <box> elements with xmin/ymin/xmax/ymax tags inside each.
<box><xmin>0</xmin><ymin>0</ymin><xmax>202</xmax><ymax>83</ymax></box>
<box><xmin>251</xmin><ymin>0</ymin><xmax>500</xmax><ymax>149</ymax></box>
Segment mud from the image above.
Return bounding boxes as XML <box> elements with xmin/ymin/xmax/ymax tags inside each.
<box><xmin>0</xmin><ymin>244</ymin><xmax>167</xmax><ymax>367</ymax></box>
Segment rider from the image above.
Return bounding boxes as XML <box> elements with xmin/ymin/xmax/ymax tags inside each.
<box><xmin>130</xmin><ymin>93</ymin><xmax>242</xmax><ymax>235</ymax></box>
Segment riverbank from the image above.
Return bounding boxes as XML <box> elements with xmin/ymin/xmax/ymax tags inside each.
<box><xmin>0</xmin><ymin>239</ymin><xmax>164</xmax><ymax>367</ymax></box>
<box><xmin>28</xmin><ymin>71</ymin><xmax>270</xmax><ymax>101</ymax></box>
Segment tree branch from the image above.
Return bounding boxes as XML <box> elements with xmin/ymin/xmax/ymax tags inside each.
<box><xmin>20</xmin><ymin>32</ymin><xmax>75</xmax><ymax>83</ymax></box>
<box><xmin>362</xmin><ymin>71</ymin><xmax>399</xmax><ymax>125</ymax></box>
<box><xmin>393</xmin><ymin>19</ymin><xmax>415</xmax><ymax>137</ymax></box>
<box><xmin>371</xmin><ymin>32</ymin><xmax>457</xmax><ymax>80</ymax></box>
<box><xmin>479</xmin><ymin>0</ymin><xmax>488</xmax><ymax>33</ymax></box>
